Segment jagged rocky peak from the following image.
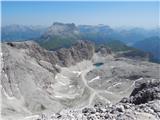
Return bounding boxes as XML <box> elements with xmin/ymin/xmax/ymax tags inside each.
<box><xmin>121</xmin><ymin>79</ymin><xmax>160</xmax><ymax>105</ymax></box>
<box><xmin>53</xmin><ymin>40</ymin><xmax>95</xmax><ymax>66</ymax></box>
<box><xmin>1</xmin><ymin>40</ymin><xmax>96</xmax><ymax>117</ymax></box>
<box><xmin>52</xmin><ymin>22</ymin><xmax>76</xmax><ymax>29</ymax></box>
<box><xmin>95</xmin><ymin>45</ymin><xmax>112</xmax><ymax>56</ymax></box>
<box><xmin>2</xmin><ymin>40</ymin><xmax>95</xmax><ymax>67</ymax></box>
<box><xmin>42</xmin><ymin>22</ymin><xmax>79</xmax><ymax>38</ymax></box>
<box><xmin>2</xmin><ymin>41</ymin><xmax>58</xmax><ymax>66</ymax></box>
<box><xmin>4</xmin><ymin>40</ymin><xmax>44</xmax><ymax>51</ymax></box>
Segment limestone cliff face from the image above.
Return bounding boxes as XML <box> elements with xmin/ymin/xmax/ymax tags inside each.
<box><xmin>41</xmin><ymin>22</ymin><xmax>80</xmax><ymax>39</ymax></box>
<box><xmin>1</xmin><ymin>40</ymin><xmax>95</xmax><ymax>117</ymax></box>
<box><xmin>54</xmin><ymin>40</ymin><xmax>95</xmax><ymax>66</ymax></box>
<box><xmin>1</xmin><ymin>40</ymin><xmax>159</xmax><ymax>120</ymax></box>
<box><xmin>38</xmin><ymin>22</ymin><xmax>81</xmax><ymax>50</ymax></box>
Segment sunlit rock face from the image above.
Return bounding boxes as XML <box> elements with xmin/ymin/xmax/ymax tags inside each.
<box><xmin>1</xmin><ymin>40</ymin><xmax>160</xmax><ymax>120</ymax></box>
<box><xmin>1</xmin><ymin>40</ymin><xmax>95</xmax><ymax>119</ymax></box>
<box><xmin>34</xmin><ymin>81</ymin><xmax>160</xmax><ymax>120</ymax></box>
<box><xmin>41</xmin><ymin>22</ymin><xmax>80</xmax><ymax>39</ymax></box>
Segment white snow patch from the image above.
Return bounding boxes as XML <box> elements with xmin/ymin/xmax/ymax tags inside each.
<box><xmin>110</xmin><ymin>66</ymin><xmax>115</xmax><ymax>68</ymax></box>
<box><xmin>54</xmin><ymin>95</ymin><xmax>64</xmax><ymax>98</ymax></box>
<box><xmin>132</xmin><ymin>77</ymin><xmax>144</xmax><ymax>87</ymax></box>
<box><xmin>105</xmin><ymin>90</ymin><xmax>114</xmax><ymax>95</ymax></box>
<box><xmin>112</xmin><ymin>82</ymin><xmax>122</xmax><ymax>87</ymax></box>
<box><xmin>55</xmin><ymin>75</ymin><xmax>58</xmax><ymax>79</ymax></box>
<box><xmin>4</xmin><ymin>73</ymin><xmax>8</xmax><ymax>78</ymax></box>
<box><xmin>88</xmin><ymin>76</ymin><xmax>100</xmax><ymax>83</ymax></box>
<box><xmin>72</xmin><ymin>71</ymin><xmax>82</xmax><ymax>75</ymax></box>
<box><xmin>135</xmin><ymin>77</ymin><xmax>143</xmax><ymax>82</ymax></box>
<box><xmin>58</xmin><ymin>81</ymin><xmax>66</xmax><ymax>86</ymax></box>
<box><xmin>107</xmin><ymin>82</ymin><xmax>122</xmax><ymax>90</ymax></box>
<box><xmin>69</xmin><ymin>85</ymin><xmax>73</xmax><ymax>88</ymax></box>
<box><xmin>19</xmin><ymin>115</ymin><xmax>39</xmax><ymax>120</ymax></box>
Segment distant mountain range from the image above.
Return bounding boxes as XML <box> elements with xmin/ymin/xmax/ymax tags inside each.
<box><xmin>79</xmin><ymin>25</ymin><xmax>115</xmax><ymax>44</ymax></box>
<box><xmin>114</xmin><ymin>28</ymin><xmax>160</xmax><ymax>45</ymax></box>
<box><xmin>36</xmin><ymin>23</ymin><xmax>140</xmax><ymax>52</ymax></box>
<box><xmin>1</xmin><ymin>24</ymin><xmax>47</xmax><ymax>42</ymax></box>
<box><xmin>79</xmin><ymin>25</ymin><xmax>160</xmax><ymax>45</ymax></box>
<box><xmin>2</xmin><ymin>23</ymin><xmax>159</xmax><ymax>45</ymax></box>
<box><xmin>1</xmin><ymin>22</ymin><xmax>160</xmax><ymax>63</ymax></box>
<box><xmin>133</xmin><ymin>36</ymin><xmax>160</xmax><ymax>63</ymax></box>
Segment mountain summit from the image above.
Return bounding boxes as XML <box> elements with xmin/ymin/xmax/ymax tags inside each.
<box><xmin>38</xmin><ymin>22</ymin><xmax>80</xmax><ymax>49</ymax></box>
<box><xmin>42</xmin><ymin>22</ymin><xmax>79</xmax><ymax>39</ymax></box>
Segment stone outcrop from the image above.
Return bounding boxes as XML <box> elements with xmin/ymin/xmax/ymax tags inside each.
<box><xmin>36</xmin><ymin>81</ymin><xmax>160</xmax><ymax>120</ymax></box>
<box><xmin>95</xmin><ymin>46</ymin><xmax>112</xmax><ymax>56</ymax></box>
<box><xmin>121</xmin><ymin>80</ymin><xmax>160</xmax><ymax>105</ymax></box>
<box><xmin>55</xmin><ymin>40</ymin><xmax>95</xmax><ymax>66</ymax></box>
<box><xmin>1</xmin><ymin>40</ymin><xmax>95</xmax><ymax>117</ymax></box>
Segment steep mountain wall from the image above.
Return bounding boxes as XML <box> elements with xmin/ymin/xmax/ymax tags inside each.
<box><xmin>1</xmin><ymin>40</ymin><xmax>95</xmax><ymax>118</ymax></box>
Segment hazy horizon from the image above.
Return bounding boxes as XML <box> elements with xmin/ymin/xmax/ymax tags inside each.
<box><xmin>2</xmin><ymin>1</ymin><xmax>159</xmax><ymax>29</ymax></box>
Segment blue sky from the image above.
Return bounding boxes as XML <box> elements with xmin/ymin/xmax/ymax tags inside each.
<box><xmin>2</xmin><ymin>1</ymin><xmax>159</xmax><ymax>28</ymax></box>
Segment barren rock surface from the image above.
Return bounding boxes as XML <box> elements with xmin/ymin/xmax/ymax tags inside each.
<box><xmin>1</xmin><ymin>41</ymin><xmax>159</xmax><ymax>120</ymax></box>
<box><xmin>35</xmin><ymin>81</ymin><xmax>160</xmax><ymax>120</ymax></box>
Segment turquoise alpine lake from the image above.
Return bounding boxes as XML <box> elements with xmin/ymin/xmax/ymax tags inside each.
<box><xmin>93</xmin><ymin>63</ymin><xmax>104</xmax><ymax>67</ymax></box>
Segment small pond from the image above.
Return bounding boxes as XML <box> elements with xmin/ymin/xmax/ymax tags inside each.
<box><xmin>93</xmin><ymin>62</ymin><xmax>104</xmax><ymax>67</ymax></box>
